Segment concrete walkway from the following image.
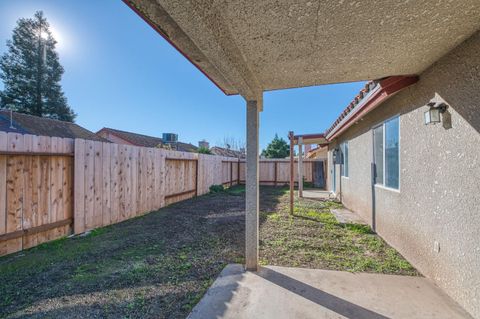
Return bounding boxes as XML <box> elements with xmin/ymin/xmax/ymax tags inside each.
<box><xmin>331</xmin><ymin>207</ymin><xmax>368</xmax><ymax>224</ymax></box>
<box><xmin>302</xmin><ymin>189</ymin><xmax>334</xmax><ymax>200</ymax></box>
<box><xmin>188</xmin><ymin>264</ymin><xmax>472</xmax><ymax>319</ymax></box>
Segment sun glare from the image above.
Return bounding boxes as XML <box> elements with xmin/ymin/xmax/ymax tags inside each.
<box><xmin>49</xmin><ymin>25</ymin><xmax>62</xmax><ymax>43</ymax></box>
<box><xmin>48</xmin><ymin>22</ymin><xmax>71</xmax><ymax>55</ymax></box>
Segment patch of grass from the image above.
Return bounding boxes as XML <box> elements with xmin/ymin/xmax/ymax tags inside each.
<box><xmin>126</xmin><ymin>291</ymin><xmax>147</xmax><ymax>314</ymax></box>
<box><xmin>33</xmin><ymin>236</ymin><xmax>68</xmax><ymax>252</ymax></box>
<box><xmin>209</xmin><ymin>184</ymin><xmax>225</xmax><ymax>193</ymax></box>
<box><xmin>182</xmin><ymin>279</ymin><xmax>214</xmax><ymax>312</ymax></box>
<box><xmin>260</xmin><ymin>192</ymin><xmax>419</xmax><ymax>276</ymax></box>
<box><xmin>72</xmin><ymin>263</ymin><xmax>98</xmax><ymax>283</ymax></box>
<box><xmin>343</xmin><ymin>223</ymin><xmax>374</xmax><ymax>234</ymax></box>
<box><xmin>226</xmin><ymin>185</ymin><xmax>245</xmax><ymax>195</ymax></box>
<box><xmin>260</xmin><ymin>211</ymin><xmax>281</xmax><ymax>222</ymax></box>
<box><xmin>293</xmin><ymin>207</ymin><xmax>338</xmax><ymax>225</ymax></box>
<box><xmin>90</xmin><ymin>227</ymin><xmax>108</xmax><ymax>237</ymax></box>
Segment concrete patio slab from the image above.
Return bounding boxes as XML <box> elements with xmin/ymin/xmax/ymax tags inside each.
<box><xmin>188</xmin><ymin>264</ymin><xmax>472</xmax><ymax>319</ymax></box>
<box><xmin>331</xmin><ymin>208</ymin><xmax>367</xmax><ymax>225</ymax></box>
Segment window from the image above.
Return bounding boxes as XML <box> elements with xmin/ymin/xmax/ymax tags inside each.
<box><xmin>340</xmin><ymin>141</ymin><xmax>349</xmax><ymax>177</ymax></box>
<box><xmin>373</xmin><ymin>126</ymin><xmax>383</xmax><ymax>184</ymax></box>
<box><xmin>373</xmin><ymin>116</ymin><xmax>399</xmax><ymax>189</ymax></box>
<box><xmin>385</xmin><ymin>117</ymin><xmax>399</xmax><ymax>188</ymax></box>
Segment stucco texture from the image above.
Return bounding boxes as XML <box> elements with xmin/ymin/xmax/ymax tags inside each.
<box><xmin>126</xmin><ymin>0</ymin><xmax>480</xmax><ymax>98</ymax></box>
<box><xmin>327</xmin><ymin>31</ymin><xmax>480</xmax><ymax>318</ymax></box>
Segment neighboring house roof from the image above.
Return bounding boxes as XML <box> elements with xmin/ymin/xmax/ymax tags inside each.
<box><xmin>97</xmin><ymin>127</ymin><xmax>163</xmax><ymax>148</ymax></box>
<box><xmin>97</xmin><ymin>127</ymin><xmax>198</xmax><ymax>152</ymax></box>
<box><xmin>210</xmin><ymin>146</ymin><xmax>246</xmax><ymax>159</ymax></box>
<box><xmin>306</xmin><ymin>145</ymin><xmax>328</xmax><ymax>159</ymax></box>
<box><xmin>0</xmin><ymin>109</ymin><xmax>106</xmax><ymax>141</ymax></box>
<box><xmin>176</xmin><ymin>142</ymin><xmax>198</xmax><ymax>153</ymax></box>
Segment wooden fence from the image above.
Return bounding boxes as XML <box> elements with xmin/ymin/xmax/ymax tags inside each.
<box><xmin>73</xmin><ymin>140</ymin><xmax>240</xmax><ymax>233</ymax></box>
<box><xmin>0</xmin><ymin>134</ymin><xmax>324</xmax><ymax>256</ymax></box>
<box><xmin>0</xmin><ymin>133</ymin><xmax>74</xmax><ymax>256</ymax></box>
<box><xmin>238</xmin><ymin>158</ymin><xmax>325</xmax><ymax>186</ymax></box>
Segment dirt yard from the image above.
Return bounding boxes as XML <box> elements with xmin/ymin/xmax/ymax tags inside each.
<box><xmin>0</xmin><ymin>186</ymin><xmax>418</xmax><ymax>319</ymax></box>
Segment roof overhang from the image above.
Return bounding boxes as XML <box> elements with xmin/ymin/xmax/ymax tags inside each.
<box><xmin>325</xmin><ymin>76</ymin><xmax>418</xmax><ymax>140</ymax></box>
<box><xmin>124</xmin><ymin>0</ymin><xmax>479</xmax><ymax>100</ymax></box>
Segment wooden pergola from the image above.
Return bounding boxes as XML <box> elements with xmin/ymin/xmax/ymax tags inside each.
<box><xmin>288</xmin><ymin>132</ymin><xmax>328</xmax><ymax>214</ymax></box>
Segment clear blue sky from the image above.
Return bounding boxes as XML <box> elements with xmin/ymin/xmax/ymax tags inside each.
<box><xmin>0</xmin><ymin>0</ymin><xmax>365</xmax><ymax>150</ymax></box>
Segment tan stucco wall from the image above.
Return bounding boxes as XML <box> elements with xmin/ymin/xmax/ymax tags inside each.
<box><xmin>327</xmin><ymin>31</ymin><xmax>480</xmax><ymax>318</ymax></box>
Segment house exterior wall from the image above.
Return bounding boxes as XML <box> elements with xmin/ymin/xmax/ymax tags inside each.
<box><xmin>327</xmin><ymin>31</ymin><xmax>480</xmax><ymax>318</ymax></box>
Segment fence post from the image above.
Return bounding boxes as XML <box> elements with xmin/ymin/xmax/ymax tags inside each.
<box><xmin>289</xmin><ymin>131</ymin><xmax>294</xmax><ymax>215</ymax></box>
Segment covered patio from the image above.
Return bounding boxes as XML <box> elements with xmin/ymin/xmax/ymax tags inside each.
<box><xmin>188</xmin><ymin>264</ymin><xmax>470</xmax><ymax>319</ymax></box>
<box><xmin>123</xmin><ymin>1</ymin><xmax>479</xmax><ymax>317</ymax></box>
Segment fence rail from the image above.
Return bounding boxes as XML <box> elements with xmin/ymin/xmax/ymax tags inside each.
<box><xmin>0</xmin><ymin>134</ymin><xmax>325</xmax><ymax>257</ymax></box>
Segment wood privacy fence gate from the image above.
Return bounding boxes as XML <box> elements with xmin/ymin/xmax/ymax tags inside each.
<box><xmin>238</xmin><ymin>158</ymin><xmax>325</xmax><ymax>186</ymax></box>
<box><xmin>0</xmin><ymin>133</ymin><xmax>324</xmax><ymax>257</ymax></box>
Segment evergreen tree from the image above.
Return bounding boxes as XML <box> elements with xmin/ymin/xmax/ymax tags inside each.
<box><xmin>0</xmin><ymin>11</ymin><xmax>75</xmax><ymax>122</ymax></box>
<box><xmin>261</xmin><ymin>134</ymin><xmax>290</xmax><ymax>158</ymax></box>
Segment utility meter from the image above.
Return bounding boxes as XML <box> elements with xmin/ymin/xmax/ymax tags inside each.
<box><xmin>333</xmin><ymin>148</ymin><xmax>343</xmax><ymax>165</ymax></box>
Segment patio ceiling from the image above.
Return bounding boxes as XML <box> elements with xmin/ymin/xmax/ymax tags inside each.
<box><xmin>124</xmin><ymin>0</ymin><xmax>479</xmax><ymax>99</ymax></box>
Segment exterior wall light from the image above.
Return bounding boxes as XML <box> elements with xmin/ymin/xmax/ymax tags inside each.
<box><xmin>424</xmin><ymin>102</ymin><xmax>448</xmax><ymax>125</ymax></box>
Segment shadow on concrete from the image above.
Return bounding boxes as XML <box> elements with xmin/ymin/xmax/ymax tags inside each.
<box><xmin>258</xmin><ymin>267</ymin><xmax>390</xmax><ymax>319</ymax></box>
<box><xmin>187</xmin><ymin>265</ymin><xmax>245</xmax><ymax>319</ymax></box>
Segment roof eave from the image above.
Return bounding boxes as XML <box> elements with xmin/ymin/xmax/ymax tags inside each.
<box><xmin>122</xmin><ymin>0</ymin><xmax>238</xmax><ymax>96</ymax></box>
<box><xmin>326</xmin><ymin>76</ymin><xmax>418</xmax><ymax>141</ymax></box>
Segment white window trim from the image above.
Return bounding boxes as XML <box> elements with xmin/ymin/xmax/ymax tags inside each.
<box><xmin>340</xmin><ymin>140</ymin><xmax>349</xmax><ymax>178</ymax></box>
<box><xmin>374</xmin><ymin>183</ymin><xmax>401</xmax><ymax>193</ymax></box>
<box><xmin>372</xmin><ymin>115</ymin><xmax>401</xmax><ymax>191</ymax></box>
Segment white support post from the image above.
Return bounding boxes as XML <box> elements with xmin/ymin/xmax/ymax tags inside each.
<box><xmin>245</xmin><ymin>99</ymin><xmax>260</xmax><ymax>271</ymax></box>
<box><xmin>298</xmin><ymin>137</ymin><xmax>304</xmax><ymax>197</ymax></box>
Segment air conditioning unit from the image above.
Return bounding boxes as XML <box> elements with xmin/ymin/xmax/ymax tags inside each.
<box><xmin>162</xmin><ymin>133</ymin><xmax>178</xmax><ymax>144</ymax></box>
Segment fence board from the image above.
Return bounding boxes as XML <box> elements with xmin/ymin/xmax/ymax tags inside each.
<box><xmin>93</xmin><ymin>141</ymin><xmax>103</xmax><ymax>228</ymax></box>
<box><xmin>64</xmin><ymin>138</ymin><xmax>74</xmax><ymax>231</ymax></box>
<box><xmin>22</xmin><ymin>150</ymin><xmax>36</xmax><ymax>248</ymax></box>
<box><xmin>84</xmin><ymin>140</ymin><xmax>95</xmax><ymax>230</ymax></box>
<box><xmin>102</xmin><ymin>143</ymin><xmax>111</xmax><ymax>226</ymax></box>
<box><xmin>110</xmin><ymin>143</ymin><xmax>119</xmax><ymax>225</ymax></box>
<box><xmin>6</xmin><ymin>134</ymin><xmax>24</xmax><ymax>253</ymax></box>
<box><xmin>37</xmin><ymin>147</ymin><xmax>50</xmax><ymax>245</ymax></box>
<box><xmin>74</xmin><ymin>139</ymin><xmax>86</xmax><ymax>234</ymax></box>
<box><xmin>126</xmin><ymin>145</ymin><xmax>133</xmax><ymax>220</ymax></box>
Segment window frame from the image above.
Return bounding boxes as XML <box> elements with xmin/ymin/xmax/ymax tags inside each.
<box><xmin>372</xmin><ymin>115</ymin><xmax>400</xmax><ymax>191</ymax></box>
<box><xmin>340</xmin><ymin>140</ymin><xmax>349</xmax><ymax>178</ymax></box>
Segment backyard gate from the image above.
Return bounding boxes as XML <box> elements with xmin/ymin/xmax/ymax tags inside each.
<box><xmin>312</xmin><ymin>160</ymin><xmax>326</xmax><ymax>189</ymax></box>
